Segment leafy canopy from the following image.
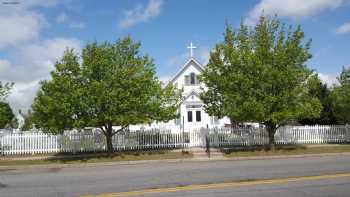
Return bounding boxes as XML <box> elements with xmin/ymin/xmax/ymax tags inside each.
<box><xmin>298</xmin><ymin>74</ymin><xmax>336</xmax><ymax>125</ymax></box>
<box><xmin>0</xmin><ymin>102</ymin><xmax>15</xmax><ymax>129</ymax></box>
<box><xmin>330</xmin><ymin>66</ymin><xmax>350</xmax><ymax>123</ymax></box>
<box><xmin>200</xmin><ymin>16</ymin><xmax>321</xmax><ymax>128</ymax></box>
<box><xmin>0</xmin><ymin>81</ymin><xmax>13</xmax><ymax>99</ymax></box>
<box><xmin>32</xmin><ymin>37</ymin><xmax>180</xmax><ymax>135</ymax></box>
<box><xmin>79</xmin><ymin>38</ymin><xmax>180</xmax><ymax>132</ymax></box>
<box><xmin>32</xmin><ymin>49</ymin><xmax>82</xmax><ymax>134</ymax></box>
<box><xmin>0</xmin><ymin>81</ymin><xmax>15</xmax><ymax>129</ymax></box>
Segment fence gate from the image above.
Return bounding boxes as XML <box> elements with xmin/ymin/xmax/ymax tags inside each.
<box><xmin>188</xmin><ymin>128</ymin><xmax>209</xmax><ymax>148</ymax></box>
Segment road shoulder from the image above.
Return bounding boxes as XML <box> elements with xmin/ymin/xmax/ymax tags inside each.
<box><xmin>1</xmin><ymin>151</ymin><xmax>350</xmax><ymax>171</ymax></box>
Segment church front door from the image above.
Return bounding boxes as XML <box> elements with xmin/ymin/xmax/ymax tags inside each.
<box><xmin>185</xmin><ymin>109</ymin><xmax>202</xmax><ymax>131</ymax></box>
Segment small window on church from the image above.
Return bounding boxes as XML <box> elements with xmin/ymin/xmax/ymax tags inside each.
<box><xmin>187</xmin><ymin>111</ymin><xmax>193</xmax><ymax>122</ymax></box>
<box><xmin>190</xmin><ymin>73</ymin><xmax>196</xmax><ymax>85</ymax></box>
<box><xmin>196</xmin><ymin>111</ymin><xmax>201</xmax><ymax>122</ymax></box>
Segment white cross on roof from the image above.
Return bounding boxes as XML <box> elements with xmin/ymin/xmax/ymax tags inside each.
<box><xmin>187</xmin><ymin>42</ymin><xmax>197</xmax><ymax>58</ymax></box>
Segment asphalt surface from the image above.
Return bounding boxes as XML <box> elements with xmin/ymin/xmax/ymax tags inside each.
<box><xmin>1</xmin><ymin>155</ymin><xmax>350</xmax><ymax>197</ymax></box>
<box><xmin>147</xmin><ymin>176</ymin><xmax>350</xmax><ymax>197</ymax></box>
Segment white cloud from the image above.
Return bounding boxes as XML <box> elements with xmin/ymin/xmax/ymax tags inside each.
<box><xmin>318</xmin><ymin>73</ymin><xmax>339</xmax><ymax>87</ymax></box>
<box><xmin>335</xmin><ymin>22</ymin><xmax>350</xmax><ymax>34</ymax></box>
<box><xmin>158</xmin><ymin>75</ymin><xmax>172</xmax><ymax>84</ymax></box>
<box><xmin>0</xmin><ymin>59</ymin><xmax>11</xmax><ymax>73</ymax></box>
<box><xmin>0</xmin><ymin>38</ymin><xmax>81</xmax><ymax>83</ymax></box>
<box><xmin>56</xmin><ymin>12</ymin><xmax>67</xmax><ymax>23</ymax></box>
<box><xmin>26</xmin><ymin>38</ymin><xmax>81</xmax><ymax>60</ymax></box>
<box><xmin>197</xmin><ymin>48</ymin><xmax>211</xmax><ymax>65</ymax></box>
<box><xmin>6</xmin><ymin>80</ymin><xmax>41</xmax><ymax>114</ymax></box>
<box><xmin>69</xmin><ymin>21</ymin><xmax>85</xmax><ymax>29</ymax></box>
<box><xmin>0</xmin><ymin>0</ymin><xmax>83</xmax><ymax>113</ymax></box>
<box><xmin>56</xmin><ymin>13</ymin><xmax>85</xmax><ymax>29</ymax></box>
<box><xmin>1</xmin><ymin>38</ymin><xmax>82</xmax><ymax>112</ymax></box>
<box><xmin>0</xmin><ymin>12</ymin><xmax>45</xmax><ymax>48</ymax></box>
<box><xmin>0</xmin><ymin>0</ymin><xmax>59</xmax><ymax>49</ymax></box>
<box><xmin>119</xmin><ymin>0</ymin><xmax>163</xmax><ymax>29</ymax></box>
<box><xmin>3</xmin><ymin>38</ymin><xmax>82</xmax><ymax>83</ymax></box>
<box><xmin>247</xmin><ymin>0</ymin><xmax>347</xmax><ymax>24</ymax></box>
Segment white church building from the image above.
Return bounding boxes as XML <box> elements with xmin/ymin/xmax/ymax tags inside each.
<box><xmin>130</xmin><ymin>43</ymin><xmax>231</xmax><ymax>133</ymax></box>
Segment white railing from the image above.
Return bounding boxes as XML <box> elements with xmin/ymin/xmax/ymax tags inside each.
<box><xmin>0</xmin><ymin>131</ymin><xmax>187</xmax><ymax>155</ymax></box>
<box><xmin>1</xmin><ymin>125</ymin><xmax>350</xmax><ymax>155</ymax></box>
<box><xmin>204</xmin><ymin>127</ymin><xmax>269</xmax><ymax>147</ymax></box>
<box><xmin>203</xmin><ymin>125</ymin><xmax>350</xmax><ymax>147</ymax></box>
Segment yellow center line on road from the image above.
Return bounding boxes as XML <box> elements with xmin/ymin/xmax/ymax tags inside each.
<box><xmin>81</xmin><ymin>172</ymin><xmax>350</xmax><ymax>197</ymax></box>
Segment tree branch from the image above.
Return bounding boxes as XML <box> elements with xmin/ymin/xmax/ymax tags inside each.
<box><xmin>111</xmin><ymin>125</ymin><xmax>128</xmax><ymax>136</ymax></box>
<box><xmin>99</xmin><ymin>126</ymin><xmax>107</xmax><ymax>136</ymax></box>
<box><xmin>276</xmin><ymin>119</ymin><xmax>288</xmax><ymax>129</ymax></box>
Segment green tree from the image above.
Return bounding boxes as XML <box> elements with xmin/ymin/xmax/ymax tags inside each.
<box><xmin>32</xmin><ymin>49</ymin><xmax>82</xmax><ymax>134</ymax></box>
<box><xmin>0</xmin><ymin>80</ymin><xmax>15</xmax><ymax>129</ymax></box>
<box><xmin>0</xmin><ymin>102</ymin><xmax>16</xmax><ymax>129</ymax></box>
<box><xmin>0</xmin><ymin>81</ymin><xmax>13</xmax><ymax>99</ymax></box>
<box><xmin>338</xmin><ymin>66</ymin><xmax>350</xmax><ymax>86</ymax></box>
<box><xmin>330</xmin><ymin>66</ymin><xmax>350</xmax><ymax>123</ymax></box>
<box><xmin>79</xmin><ymin>38</ymin><xmax>180</xmax><ymax>153</ymax></box>
<box><xmin>32</xmin><ymin>37</ymin><xmax>180</xmax><ymax>154</ymax></box>
<box><xmin>298</xmin><ymin>74</ymin><xmax>336</xmax><ymax>125</ymax></box>
<box><xmin>21</xmin><ymin>110</ymin><xmax>35</xmax><ymax>131</ymax></box>
<box><xmin>200</xmin><ymin>16</ymin><xmax>321</xmax><ymax>148</ymax></box>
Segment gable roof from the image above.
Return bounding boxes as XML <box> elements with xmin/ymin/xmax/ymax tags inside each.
<box><xmin>168</xmin><ymin>57</ymin><xmax>204</xmax><ymax>85</ymax></box>
<box><xmin>180</xmin><ymin>90</ymin><xmax>201</xmax><ymax>104</ymax></box>
<box><xmin>184</xmin><ymin>89</ymin><xmax>200</xmax><ymax>99</ymax></box>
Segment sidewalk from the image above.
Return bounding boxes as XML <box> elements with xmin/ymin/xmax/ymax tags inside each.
<box><xmin>1</xmin><ymin>151</ymin><xmax>350</xmax><ymax>170</ymax></box>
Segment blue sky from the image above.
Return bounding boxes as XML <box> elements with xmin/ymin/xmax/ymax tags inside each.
<box><xmin>0</xmin><ymin>0</ymin><xmax>350</xmax><ymax>112</ymax></box>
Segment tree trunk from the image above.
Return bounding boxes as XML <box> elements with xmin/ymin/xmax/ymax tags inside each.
<box><xmin>266</xmin><ymin>123</ymin><xmax>277</xmax><ymax>151</ymax></box>
<box><xmin>105</xmin><ymin>125</ymin><xmax>114</xmax><ymax>156</ymax></box>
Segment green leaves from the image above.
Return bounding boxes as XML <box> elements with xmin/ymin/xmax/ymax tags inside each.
<box><xmin>0</xmin><ymin>81</ymin><xmax>14</xmax><ymax>129</ymax></box>
<box><xmin>338</xmin><ymin>66</ymin><xmax>350</xmax><ymax>86</ymax></box>
<box><xmin>79</xmin><ymin>37</ymin><xmax>179</xmax><ymax>128</ymax></box>
<box><xmin>330</xmin><ymin>67</ymin><xmax>350</xmax><ymax>123</ymax></box>
<box><xmin>32</xmin><ymin>49</ymin><xmax>81</xmax><ymax>134</ymax></box>
<box><xmin>298</xmin><ymin>74</ymin><xmax>336</xmax><ymax>125</ymax></box>
<box><xmin>200</xmin><ymin>16</ymin><xmax>321</xmax><ymax>127</ymax></box>
<box><xmin>32</xmin><ymin>37</ymin><xmax>180</xmax><ymax>135</ymax></box>
<box><xmin>0</xmin><ymin>81</ymin><xmax>14</xmax><ymax>99</ymax></box>
<box><xmin>0</xmin><ymin>102</ymin><xmax>15</xmax><ymax>129</ymax></box>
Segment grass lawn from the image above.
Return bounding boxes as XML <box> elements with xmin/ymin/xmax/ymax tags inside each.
<box><xmin>0</xmin><ymin>150</ymin><xmax>192</xmax><ymax>166</ymax></box>
<box><xmin>222</xmin><ymin>144</ymin><xmax>350</xmax><ymax>157</ymax></box>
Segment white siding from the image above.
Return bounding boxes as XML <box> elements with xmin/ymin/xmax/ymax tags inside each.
<box><xmin>131</xmin><ymin>58</ymin><xmax>231</xmax><ymax>133</ymax></box>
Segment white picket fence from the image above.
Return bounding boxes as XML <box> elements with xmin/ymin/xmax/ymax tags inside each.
<box><xmin>1</xmin><ymin>125</ymin><xmax>350</xmax><ymax>155</ymax></box>
<box><xmin>204</xmin><ymin>125</ymin><xmax>350</xmax><ymax>147</ymax></box>
<box><xmin>0</xmin><ymin>131</ymin><xmax>187</xmax><ymax>155</ymax></box>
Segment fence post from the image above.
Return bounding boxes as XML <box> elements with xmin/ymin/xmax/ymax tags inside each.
<box><xmin>0</xmin><ymin>134</ymin><xmax>3</xmax><ymax>156</ymax></box>
<box><xmin>346</xmin><ymin>124</ymin><xmax>350</xmax><ymax>143</ymax></box>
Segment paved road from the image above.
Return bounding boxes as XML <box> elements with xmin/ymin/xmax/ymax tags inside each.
<box><xmin>146</xmin><ymin>176</ymin><xmax>350</xmax><ymax>197</ymax></box>
<box><xmin>1</xmin><ymin>155</ymin><xmax>350</xmax><ymax>197</ymax></box>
